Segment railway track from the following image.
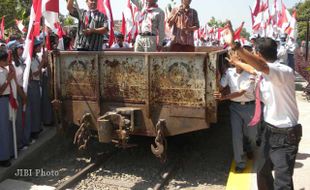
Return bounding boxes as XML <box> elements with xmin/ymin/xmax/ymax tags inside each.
<box><xmin>56</xmin><ymin>151</ymin><xmax>117</xmax><ymax>190</ymax></box>
<box><xmin>55</xmin><ymin>150</ymin><xmax>182</xmax><ymax>190</ymax></box>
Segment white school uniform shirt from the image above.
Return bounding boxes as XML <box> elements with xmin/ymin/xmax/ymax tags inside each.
<box><xmin>220</xmin><ymin>68</ymin><xmax>255</xmax><ymax>102</ymax></box>
<box><xmin>31</xmin><ymin>57</ymin><xmax>41</xmax><ymax>81</ymax></box>
<box><xmin>13</xmin><ymin>61</ymin><xmax>25</xmax><ymax>87</ymax></box>
<box><xmin>277</xmin><ymin>45</ymin><xmax>288</xmax><ymax>65</ymax></box>
<box><xmin>286</xmin><ymin>39</ymin><xmax>297</xmax><ymax>54</ymax></box>
<box><xmin>260</xmin><ymin>61</ymin><xmax>299</xmax><ymax>128</ymax></box>
<box><xmin>0</xmin><ymin>66</ymin><xmax>10</xmax><ymax>95</ymax></box>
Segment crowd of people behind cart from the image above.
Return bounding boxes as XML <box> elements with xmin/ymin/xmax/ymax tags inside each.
<box><xmin>0</xmin><ymin>0</ymin><xmax>309</xmax><ymax>190</ymax></box>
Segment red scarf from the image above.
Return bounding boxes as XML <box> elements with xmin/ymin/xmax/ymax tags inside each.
<box><xmin>139</xmin><ymin>4</ymin><xmax>158</xmax><ymax>24</ymax></box>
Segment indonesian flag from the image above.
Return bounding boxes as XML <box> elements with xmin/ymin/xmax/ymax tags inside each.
<box><xmin>278</xmin><ymin>0</ymin><xmax>291</xmax><ymax>32</ymax></box>
<box><xmin>252</xmin><ymin>1</ymin><xmax>268</xmax><ymax>35</ymax></box>
<box><xmin>15</xmin><ymin>19</ymin><xmax>26</xmax><ymax>34</ymax></box>
<box><xmin>55</xmin><ymin>22</ymin><xmax>65</xmax><ymax>50</ymax></box>
<box><xmin>124</xmin><ymin>0</ymin><xmax>137</xmax><ymax>42</ymax></box>
<box><xmin>42</xmin><ymin>0</ymin><xmax>59</xmax><ymax>31</ymax></box>
<box><xmin>98</xmin><ymin>0</ymin><xmax>115</xmax><ymax>47</ymax></box>
<box><xmin>0</xmin><ymin>16</ymin><xmax>4</xmax><ymax>40</ymax></box>
<box><xmin>42</xmin><ymin>0</ymin><xmax>64</xmax><ymax>50</ymax></box>
<box><xmin>45</xmin><ymin>28</ymin><xmax>52</xmax><ymax>51</ymax></box>
<box><xmin>285</xmin><ymin>9</ymin><xmax>297</xmax><ymax>39</ymax></box>
<box><xmin>22</xmin><ymin>0</ymin><xmax>42</xmax><ymax>93</ymax></box>
<box><xmin>217</xmin><ymin>27</ymin><xmax>225</xmax><ymax>41</ymax></box>
<box><xmin>234</xmin><ymin>22</ymin><xmax>244</xmax><ymax>40</ymax></box>
<box><xmin>252</xmin><ymin>0</ymin><xmax>261</xmax><ymax>17</ymax></box>
<box><xmin>121</xmin><ymin>12</ymin><xmax>126</xmax><ymax>36</ymax></box>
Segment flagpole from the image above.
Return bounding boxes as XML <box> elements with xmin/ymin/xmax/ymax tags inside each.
<box><xmin>12</xmin><ymin>112</ymin><xmax>18</xmax><ymax>159</ymax></box>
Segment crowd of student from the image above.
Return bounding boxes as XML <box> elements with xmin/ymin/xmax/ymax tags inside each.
<box><xmin>0</xmin><ymin>35</ymin><xmax>54</xmax><ymax>167</ymax></box>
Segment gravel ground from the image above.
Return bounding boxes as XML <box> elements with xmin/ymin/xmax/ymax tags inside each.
<box><xmin>11</xmin><ymin>102</ymin><xmax>233</xmax><ymax>190</ymax></box>
<box><xmin>74</xmin><ymin>102</ymin><xmax>232</xmax><ymax>190</ymax></box>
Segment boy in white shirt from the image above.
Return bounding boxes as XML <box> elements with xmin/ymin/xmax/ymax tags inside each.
<box><xmin>223</xmin><ymin>21</ymin><xmax>301</xmax><ymax>190</ymax></box>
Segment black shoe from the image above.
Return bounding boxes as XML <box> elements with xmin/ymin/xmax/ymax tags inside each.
<box><xmin>235</xmin><ymin>166</ymin><xmax>245</xmax><ymax>173</ymax></box>
<box><xmin>0</xmin><ymin>160</ymin><xmax>12</xmax><ymax>167</ymax></box>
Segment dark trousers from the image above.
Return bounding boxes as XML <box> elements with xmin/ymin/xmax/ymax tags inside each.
<box><xmin>257</xmin><ymin>122</ymin><xmax>302</xmax><ymax>190</ymax></box>
<box><xmin>288</xmin><ymin>53</ymin><xmax>295</xmax><ymax>71</ymax></box>
<box><xmin>170</xmin><ymin>43</ymin><xmax>195</xmax><ymax>52</ymax></box>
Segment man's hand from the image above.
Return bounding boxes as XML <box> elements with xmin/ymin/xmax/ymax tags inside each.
<box><xmin>83</xmin><ymin>28</ymin><xmax>94</xmax><ymax>36</ymax></box>
<box><xmin>213</xmin><ymin>91</ymin><xmax>225</xmax><ymax>101</ymax></box>
<box><xmin>22</xmin><ymin>97</ymin><xmax>27</xmax><ymax>105</ymax></box>
<box><xmin>225</xmin><ymin>51</ymin><xmax>240</xmax><ymax>66</ymax></box>
<box><xmin>7</xmin><ymin>70</ymin><xmax>15</xmax><ymax>82</ymax></box>
<box><xmin>223</xmin><ymin>21</ymin><xmax>235</xmax><ymax>47</ymax></box>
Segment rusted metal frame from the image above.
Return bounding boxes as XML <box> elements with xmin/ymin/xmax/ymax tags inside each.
<box><xmin>69</xmin><ymin>55</ymin><xmax>99</xmax><ymax>118</ymax></box>
<box><xmin>55</xmin><ymin>53</ymin><xmax>61</xmax><ymax>103</ymax></box>
<box><xmin>205</xmin><ymin>52</ymin><xmax>218</xmax><ymax>123</ymax></box>
<box><xmin>146</xmin><ymin>54</ymin><xmax>152</xmax><ymax>118</ymax></box>
<box><xmin>306</xmin><ymin>18</ymin><xmax>309</xmax><ymax>61</ymax></box>
<box><xmin>95</xmin><ymin>54</ymin><xmax>101</xmax><ymax>117</ymax></box>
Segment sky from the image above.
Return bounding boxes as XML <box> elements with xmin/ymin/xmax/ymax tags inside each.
<box><xmin>59</xmin><ymin>0</ymin><xmax>301</xmax><ymax>32</ymax></box>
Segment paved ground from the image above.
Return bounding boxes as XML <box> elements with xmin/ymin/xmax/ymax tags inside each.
<box><xmin>0</xmin><ymin>127</ymin><xmax>57</xmax><ymax>182</ymax></box>
<box><xmin>293</xmin><ymin>91</ymin><xmax>310</xmax><ymax>190</ymax></box>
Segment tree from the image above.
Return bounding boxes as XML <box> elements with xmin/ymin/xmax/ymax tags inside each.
<box><xmin>0</xmin><ymin>0</ymin><xmax>18</xmax><ymax>28</ymax></box>
<box><xmin>0</xmin><ymin>0</ymin><xmax>31</xmax><ymax>36</ymax></box>
<box><xmin>207</xmin><ymin>17</ymin><xmax>225</xmax><ymax>28</ymax></box>
<box><xmin>63</xmin><ymin>16</ymin><xmax>76</xmax><ymax>26</ymax></box>
<box><xmin>241</xmin><ymin>28</ymin><xmax>250</xmax><ymax>39</ymax></box>
<box><xmin>295</xmin><ymin>0</ymin><xmax>310</xmax><ymax>40</ymax></box>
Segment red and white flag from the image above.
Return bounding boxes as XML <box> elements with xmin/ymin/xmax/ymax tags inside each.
<box><xmin>285</xmin><ymin>9</ymin><xmax>297</xmax><ymax>39</ymax></box>
<box><xmin>42</xmin><ymin>0</ymin><xmax>59</xmax><ymax>31</ymax></box>
<box><xmin>15</xmin><ymin>19</ymin><xmax>26</xmax><ymax>34</ymax></box>
<box><xmin>252</xmin><ymin>0</ymin><xmax>261</xmax><ymax>17</ymax></box>
<box><xmin>124</xmin><ymin>0</ymin><xmax>136</xmax><ymax>42</ymax></box>
<box><xmin>121</xmin><ymin>12</ymin><xmax>126</xmax><ymax>36</ymax></box>
<box><xmin>0</xmin><ymin>16</ymin><xmax>5</xmax><ymax>40</ymax></box>
<box><xmin>278</xmin><ymin>0</ymin><xmax>291</xmax><ymax>32</ymax></box>
<box><xmin>234</xmin><ymin>22</ymin><xmax>245</xmax><ymax>40</ymax></box>
<box><xmin>252</xmin><ymin>0</ymin><xmax>269</xmax><ymax>36</ymax></box>
<box><xmin>98</xmin><ymin>0</ymin><xmax>115</xmax><ymax>47</ymax></box>
<box><xmin>41</xmin><ymin>0</ymin><xmax>64</xmax><ymax>50</ymax></box>
<box><xmin>22</xmin><ymin>0</ymin><xmax>42</xmax><ymax>93</ymax></box>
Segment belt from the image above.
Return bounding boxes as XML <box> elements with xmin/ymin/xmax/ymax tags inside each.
<box><xmin>139</xmin><ymin>32</ymin><xmax>156</xmax><ymax>36</ymax></box>
<box><xmin>231</xmin><ymin>100</ymin><xmax>255</xmax><ymax>105</ymax></box>
<box><xmin>0</xmin><ymin>94</ymin><xmax>9</xmax><ymax>98</ymax></box>
<box><xmin>265</xmin><ymin>122</ymin><xmax>297</xmax><ymax>134</ymax></box>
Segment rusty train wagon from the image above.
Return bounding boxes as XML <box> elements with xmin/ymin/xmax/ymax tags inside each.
<box><xmin>50</xmin><ymin>49</ymin><xmax>227</xmax><ymax>160</ymax></box>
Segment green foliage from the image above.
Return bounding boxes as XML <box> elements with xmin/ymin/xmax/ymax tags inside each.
<box><xmin>241</xmin><ymin>28</ymin><xmax>250</xmax><ymax>39</ymax></box>
<box><xmin>0</xmin><ymin>0</ymin><xmax>18</xmax><ymax>28</ymax></box>
<box><xmin>63</xmin><ymin>16</ymin><xmax>76</xmax><ymax>26</ymax></box>
<box><xmin>207</xmin><ymin>17</ymin><xmax>225</xmax><ymax>28</ymax></box>
<box><xmin>0</xmin><ymin>0</ymin><xmax>31</xmax><ymax>37</ymax></box>
<box><xmin>295</xmin><ymin>0</ymin><xmax>310</xmax><ymax>40</ymax></box>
